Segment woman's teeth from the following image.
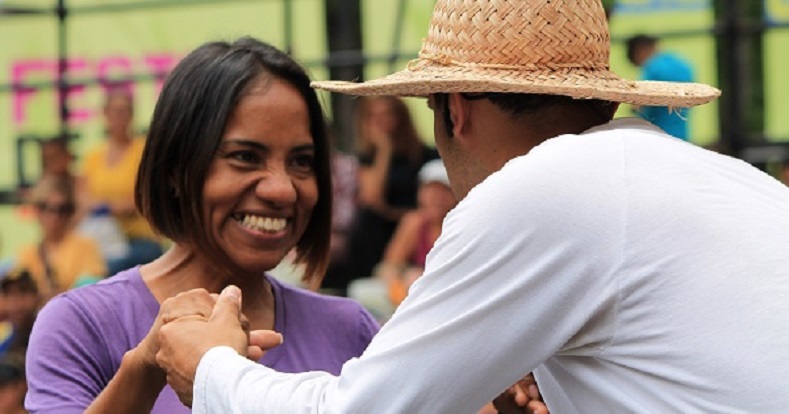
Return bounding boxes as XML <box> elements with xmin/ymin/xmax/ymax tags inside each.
<box><xmin>239</xmin><ymin>214</ymin><xmax>287</xmax><ymax>233</ymax></box>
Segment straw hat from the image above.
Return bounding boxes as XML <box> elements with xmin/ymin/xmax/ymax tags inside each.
<box><xmin>312</xmin><ymin>0</ymin><xmax>720</xmax><ymax>107</ymax></box>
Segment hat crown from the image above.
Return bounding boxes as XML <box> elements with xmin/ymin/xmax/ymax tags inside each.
<box><xmin>421</xmin><ymin>0</ymin><xmax>611</xmax><ymax>71</ymax></box>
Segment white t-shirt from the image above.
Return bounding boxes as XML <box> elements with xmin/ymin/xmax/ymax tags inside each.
<box><xmin>194</xmin><ymin>118</ymin><xmax>789</xmax><ymax>413</ymax></box>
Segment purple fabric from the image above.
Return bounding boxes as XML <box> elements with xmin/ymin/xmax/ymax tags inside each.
<box><xmin>25</xmin><ymin>267</ymin><xmax>379</xmax><ymax>413</ymax></box>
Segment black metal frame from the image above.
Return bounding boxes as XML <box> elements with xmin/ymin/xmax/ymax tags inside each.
<box><xmin>0</xmin><ymin>0</ymin><xmax>419</xmax><ymax>204</ymax></box>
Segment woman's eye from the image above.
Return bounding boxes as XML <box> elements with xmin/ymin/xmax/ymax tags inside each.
<box><xmin>291</xmin><ymin>154</ymin><xmax>315</xmax><ymax>173</ymax></box>
<box><xmin>228</xmin><ymin>151</ymin><xmax>260</xmax><ymax>165</ymax></box>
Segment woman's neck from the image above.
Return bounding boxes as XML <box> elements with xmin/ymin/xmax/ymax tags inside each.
<box><xmin>108</xmin><ymin>131</ymin><xmax>132</xmax><ymax>147</ymax></box>
<box><xmin>140</xmin><ymin>244</ymin><xmax>276</xmax><ymax>330</ymax></box>
<box><xmin>42</xmin><ymin>231</ymin><xmax>67</xmax><ymax>247</ymax></box>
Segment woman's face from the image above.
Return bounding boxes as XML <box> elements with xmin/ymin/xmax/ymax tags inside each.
<box><xmin>418</xmin><ymin>182</ymin><xmax>457</xmax><ymax>222</ymax></box>
<box><xmin>365</xmin><ymin>98</ymin><xmax>397</xmax><ymax>136</ymax></box>
<box><xmin>201</xmin><ymin>79</ymin><xmax>318</xmax><ymax>273</ymax></box>
<box><xmin>104</xmin><ymin>94</ymin><xmax>133</xmax><ymax>137</ymax></box>
<box><xmin>36</xmin><ymin>191</ymin><xmax>74</xmax><ymax>240</ymax></box>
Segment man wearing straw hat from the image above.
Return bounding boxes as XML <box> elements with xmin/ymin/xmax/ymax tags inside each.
<box><xmin>157</xmin><ymin>0</ymin><xmax>789</xmax><ymax>412</ymax></box>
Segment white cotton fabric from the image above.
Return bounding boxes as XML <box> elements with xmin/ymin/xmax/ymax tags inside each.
<box><xmin>195</xmin><ymin>118</ymin><xmax>789</xmax><ymax>413</ymax></box>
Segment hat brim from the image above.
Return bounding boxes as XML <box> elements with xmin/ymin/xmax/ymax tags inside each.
<box><xmin>312</xmin><ymin>61</ymin><xmax>720</xmax><ymax>108</ymax></box>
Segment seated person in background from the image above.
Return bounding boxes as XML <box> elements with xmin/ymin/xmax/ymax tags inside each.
<box><xmin>15</xmin><ymin>177</ymin><xmax>106</xmax><ymax>299</ymax></box>
<box><xmin>77</xmin><ymin>87</ymin><xmax>162</xmax><ymax>275</ymax></box>
<box><xmin>39</xmin><ymin>136</ymin><xmax>75</xmax><ymax>184</ymax></box>
<box><xmin>780</xmin><ymin>162</ymin><xmax>789</xmax><ymax>186</ymax></box>
<box><xmin>25</xmin><ymin>37</ymin><xmax>379</xmax><ymax>414</ymax></box>
<box><xmin>376</xmin><ymin>159</ymin><xmax>457</xmax><ymax>306</ymax></box>
<box><xmin>328</xmin><ymin>96</ymin><xmax>438</xmax><ymax>294</ymax></box>
<box><xmin>16</xmin><ymin>135</ymin><xmax>75</xmax><ymax>203</ymax></box>
<box><xmin>0</xmin><ymin>355</ymin><xmax>27</xmax><ymax>414</ymax></box>
<box><xmin>0</xmin><ymin>270</ymin><xmax>40</xmax><ymax>357</ymax></box>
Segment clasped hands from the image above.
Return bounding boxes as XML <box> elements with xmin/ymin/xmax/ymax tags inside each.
<box><xmin>150</xmin><ymin>286</ymin><xmax>282</xmax><ymax>407</ymax></box>
<box><xmin>148</xmin><ymin>287</ymin><xmax>548</xmax><ymax>413</ymax></box>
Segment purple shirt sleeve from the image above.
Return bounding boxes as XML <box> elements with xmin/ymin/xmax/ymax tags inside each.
<box><xmin>24</xmin><ymin>294</ymin><xmax>118</xmax><ymax>414</ymax></box>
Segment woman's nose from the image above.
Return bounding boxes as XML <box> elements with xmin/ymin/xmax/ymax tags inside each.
<box><xmin>255</xmin><ymin>169</ymin><xmax>297</xmax><ymax>205</ymax></box>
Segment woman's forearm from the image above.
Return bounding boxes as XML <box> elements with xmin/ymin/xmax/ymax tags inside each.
<box><xmin>84</xmin><ymin>349</ymin><xmax>167</xmax><ymax>414</ymax></box>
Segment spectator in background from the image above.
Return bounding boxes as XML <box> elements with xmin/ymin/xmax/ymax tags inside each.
<box><xmin>39</xmin><ymin>136</ymin><xmax>75</xmax><ymax>184</ymax></box>
<box><xmin>325</xmin><ymin>96</ymin><xmax>438</xmax><ymax>294</ymax></box>
<box><xmin>0</xmin><ymin>270</ymin><xmax>39</xmax><ymax>358</ymax></box>
<box><xmin>77</xmin><ymin>88</ymin><xmax>163</xmax><ymax>275</ymax></box>
<box><xmin>780</xmin><ymin>162</ymin><xmax>789</xmax><ymax>186</ymax></box>
<box><xmin>0</xmin><ymin>355</ymin><xmax>27</xmax><ymax>414</ymax></box>
<box><xmin>626</xmin><ymin>34</ymin><xmax>695</xmax><ymax>141</ymax></box>
<box><xmin>321</xmin><ymin>130</ymin><xmax>360</xmax><ymax>293</ymax></box>
<box><xmin>15</xmin><ymin>177</ymin><xmax>106</xmax><ymax>299</ymax></box>
<box><xmin>376</xmin><ymin>159</ymin><xmax>457</xmax><ymax>306</ymax></box>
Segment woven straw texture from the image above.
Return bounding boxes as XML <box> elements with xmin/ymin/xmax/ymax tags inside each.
<box><xmin>312</xmin><ymin>0</ymin><xmax>720</xmax><ymax>107</ymax></box>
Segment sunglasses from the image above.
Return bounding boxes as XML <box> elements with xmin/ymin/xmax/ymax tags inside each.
<box><xmin>36</xmin><ymin>201</ymin><xmax>76</xmax><ymax>216</ymax></box>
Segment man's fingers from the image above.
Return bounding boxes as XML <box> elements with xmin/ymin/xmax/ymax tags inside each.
<box><xmin>247</xmin><ymin>345</ymin><xmax>264</xmax><ymax>361</ymax></box>
<box><xmin>160</xmin><ymin>288</ymin><xmax>214</xmax><ymax>324</ymax></box>
<box><xmin>527</xmin><ymin>400</ymin><xmax>549</xmax><ymax>414</ymax></box>
<box><xmin>249</xmin><ymin>330</ymin><xmax>284</xmax><ymax>350</ymax></box>
<box><xmin>209</xmin><ymin>285</ymin><xmax>243</xmax><ymax>324</ymax></box>
<box><xmin>528</xmin><ymin>384</ymin><xmax>540</xmax><ymax>400</ymax></box>
<box><xmin>512</xmin><ymin>383</ymin><xmax>529</xmax><ymax>406</ymax></box>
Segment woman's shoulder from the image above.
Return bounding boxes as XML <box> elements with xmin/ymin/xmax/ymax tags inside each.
<box><xmin>272</xmin><ymin>277</ymin><xmax>379</xmax><ymax>330</ymax></box>
<box><xmin>62</xmin><ymin>232</ymin><xmax>102</xmax><ymax>250</ymax></box>
<box><xmin>276</xmin><ymin>278</ymin><xmax>364</xmax><ymax>311</ymax></box>
<box><xmin>83</xmin><ymin>142</ymin><xmax>108</xmax><ymax>162</ymax></box>
<box><xmin>15</xmin><ymin>243</ymin><xmax>37</xmax><ymax>264</ymax></box>
<box><xmin>131</xmin><ymin>135</ymin><xmax>147</xmax><ymax>152</ymax></box>
<box><xmin>45</xmin><ymin>268</ymin><xmax>145</xmax><ymax>319</ymax></box>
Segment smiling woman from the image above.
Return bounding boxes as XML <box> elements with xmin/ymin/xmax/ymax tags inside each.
<box><xmin>24</xmin><ymin>37</ymin><xmax>379</xmax><ymax>414</ymax></box>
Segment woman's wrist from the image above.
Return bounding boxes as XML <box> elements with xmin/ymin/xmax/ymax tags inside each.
<box><xmin>122</xmin><ymin>347</ymin><xmax>167</xmax><ymax>386</ymax></box>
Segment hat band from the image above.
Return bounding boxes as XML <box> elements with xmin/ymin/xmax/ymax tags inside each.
<box><xmin>408</xmin><ymin>52</ymin><xmax>610</xmax><ymax>72</ymax></box>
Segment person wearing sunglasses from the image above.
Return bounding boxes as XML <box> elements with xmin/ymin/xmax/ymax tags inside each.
<box><xmin>14</xmin><ymin>177</ymin><xmax>106</xmax><ymax>300</ymax></box>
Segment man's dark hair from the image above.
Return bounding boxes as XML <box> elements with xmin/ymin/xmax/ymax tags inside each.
<box><xmin>135</xmin><ymin>37</ymin><xmax>332</xmax><ymax>286</ymax></box>
<box><xmin>626</xmin><ymin>34</ymin><xmax>658</xmax><ymax>66</ymax></box>
<box><xmin>433</xmin><ymin>93</ymin><xmax>614</xmax><ymax>137</ymax></box>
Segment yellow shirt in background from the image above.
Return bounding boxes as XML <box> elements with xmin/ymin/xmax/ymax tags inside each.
<box><xmin>16</xmin><ymin>233</ymin><xmax>107</xmax><ymax>295</ymax></box>
<box><xmin>82</xmin><ymin>137</ymin><xmax>156</xmax><ymax>240</ymax></box>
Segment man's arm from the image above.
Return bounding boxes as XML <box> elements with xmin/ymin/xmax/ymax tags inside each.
<box><xmin>160</xmin><ymin>145</ymin><xmax>625</xmax><ymax>413</ymax></box>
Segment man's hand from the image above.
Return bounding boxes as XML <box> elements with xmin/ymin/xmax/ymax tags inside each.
<box><xmin>492</xmin><ymin>373</ymin><xmax>549</xmax><ymax>414</ymax></box>
<box><xmin>156</xmin><ymin>285</ymin><xmax>283</xmax><ymax>407</ymax></box>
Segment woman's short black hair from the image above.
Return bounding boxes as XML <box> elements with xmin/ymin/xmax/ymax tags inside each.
<box><xmin>135</xmin><ymin>37</ymin><xmax>332</xmax><ymax>288</ymax></box>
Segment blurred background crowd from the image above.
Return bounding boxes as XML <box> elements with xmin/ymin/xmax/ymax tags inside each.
<box><xmin>1</xmin><ymin>1</ymin><xmax>788</xmax><ymax>412</ymax></box>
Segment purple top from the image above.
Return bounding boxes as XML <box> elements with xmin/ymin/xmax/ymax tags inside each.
<box><xmin>25</xmin><ymin>267</ymin><xmax>380</xmax><ymax>413</ymax></box>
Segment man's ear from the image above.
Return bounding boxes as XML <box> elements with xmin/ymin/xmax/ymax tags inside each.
<box><xmin>447</xmin><ymin>93</ymin><xmax>470</xmax><ymax>138</ymax></box>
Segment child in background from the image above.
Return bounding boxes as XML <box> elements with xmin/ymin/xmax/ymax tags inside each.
<box><xmin>376</xmin><ymin>159</ymin><xmax>457</xmax><ymax>305</ymax></box>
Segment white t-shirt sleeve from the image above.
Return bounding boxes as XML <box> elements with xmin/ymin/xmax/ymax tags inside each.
<box><xmin>195</xmin><ymin>136</ymin><xmax>625</xmax><ymax>413</ymax></box>
<box><xmin>194</xmin><ymin>346</ymin><xmax>339</xmax><ymax>414</ymax></box>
